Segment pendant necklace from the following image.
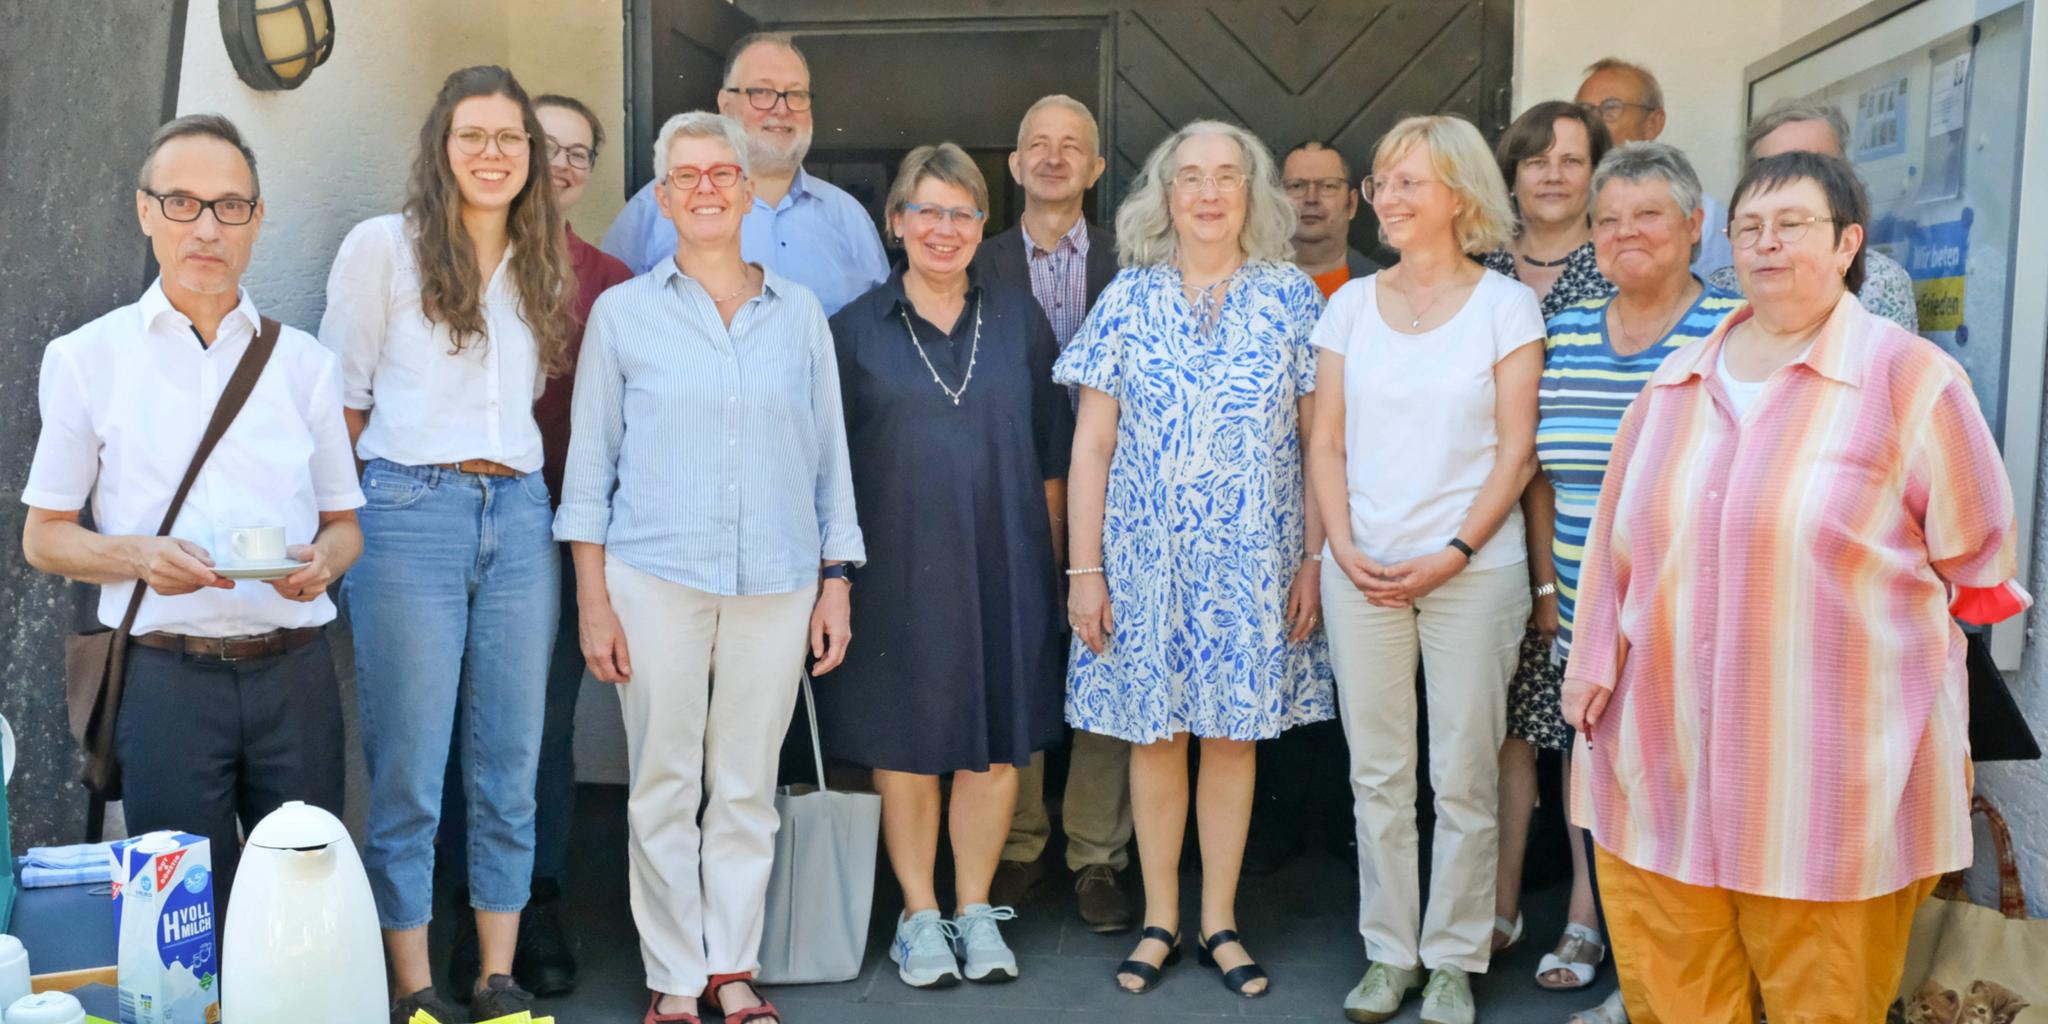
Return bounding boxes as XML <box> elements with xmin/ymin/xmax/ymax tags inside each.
<box><xmin>1520</xmin><ymin>250</ymin><xmax>1574</xmax><ymax>268</ymax></box>
<box><xmin>1401</xmin><ymin>280</ymin><xmax>1448</xmax><ymax>329</ymax></box>
<box><xmin>900</xmin><ymin>295</ymin><xmax>981</xmax><ymax>406</ymax></box>
<box><xmin>1612</xmin><ymin>286</ymin><xmax>1694</xmax><ymax>354</ymax></box>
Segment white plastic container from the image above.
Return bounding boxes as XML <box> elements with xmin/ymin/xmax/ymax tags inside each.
<box><xmin>0</xmin><ymin>934</ymin><xmax>31</xmax><ymax>1011</ymax></box>
<box><xmin>221</xmin><ymin>802</ymin><xmax>384</xmax><ymax>1024</ymax></box>
<box><xmin>6</xmin><ymin>991</ymin><xmax>86</xmax><ymax>1024</ymax></box>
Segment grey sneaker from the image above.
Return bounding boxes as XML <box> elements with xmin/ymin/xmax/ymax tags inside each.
<box><xmin>470</xmin><ymin>973</ymin><xmax>534</xmax><ymax>1020</ymax></box>
<box><xmin>1420</xmin><ymin>966</ymin><xmax>1476</xmax><ymax>1024</ymax></box>
<box><xmin>889</xmin><ymin>908</ymin><xmax>962</xmax><ymax>988</ymax></box>
<box><xmin>1344</xmin><ymin>961</ymin><xmax>1424</xmax><ymax>1023</ymax></box>
<box><xmin>390</xmin><ymin>987</ymin><xmax>461</xmax><ymax>1024</ymax></box>
<box><xmin>952</xmin><ymin>903</ymin><xmax>1020</xmax><ymax>983</ymax></box>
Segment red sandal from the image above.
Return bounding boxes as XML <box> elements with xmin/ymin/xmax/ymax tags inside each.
<box><xmin>705</xmin><ymin>972</ymin><xmax>783</xmax><ymax>1024</ymax></box>
<box><xmin>643</xmin><ymin>990</ymin><xmax>701</xmax><ymax>1024</ymax></box>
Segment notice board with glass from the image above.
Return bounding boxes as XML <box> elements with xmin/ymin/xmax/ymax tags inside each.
<box><xmin>1749</xmin><ymin>0</ymin><xmax>2048</xmax><ymax>665</ymax></box>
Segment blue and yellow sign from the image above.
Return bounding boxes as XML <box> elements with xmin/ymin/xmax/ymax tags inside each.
<box><xmin>1907</xmin><ymin>210</ymin><xmax>1972</xmax><ymax>339</ymax></box>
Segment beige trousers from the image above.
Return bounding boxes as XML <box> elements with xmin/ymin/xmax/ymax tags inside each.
<box><xmin>1002</xmin><ymin>729</ymin><xmax>1134</xmax><ymax>871</ymax></box>
<box><xmin>1323</xmin><ymin>562</ymin><xmax>1528</xmax><ymax>973</ymax></box>
<box><xmin>606</xmin><ymin>558</ymin><xmax>816</xmax><ymax>995</ymax></box>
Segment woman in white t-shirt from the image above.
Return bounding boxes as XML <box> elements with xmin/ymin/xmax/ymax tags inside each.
<box><xmin>1305</xmin><ymin>114</ymin><xmax>1545</xmax><ymax>1024</ymax></box>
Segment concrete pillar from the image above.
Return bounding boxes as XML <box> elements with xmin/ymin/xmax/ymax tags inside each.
<box><xmin>0</xmin><ymin>1</ymin><xmax>190</xmax><ymax>850</ymax></box>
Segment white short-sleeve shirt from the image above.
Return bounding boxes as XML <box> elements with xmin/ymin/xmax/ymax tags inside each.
<box><xmin>1309</xmin><ymin>269</ymin><xmax>1545</xmax><ymax>570</ymax></box>
<box><xmin>318</xmin><ymin>213</ymin><xmax>546</xmax><ymax>471</ymax></box>
<box><xmin>23</xmin><ymin>282</ymin><xmax>366</xmax><ymax>636</ymax></box>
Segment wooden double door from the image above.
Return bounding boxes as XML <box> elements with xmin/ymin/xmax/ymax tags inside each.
<box><xmin>629</xmin><ymin>0</ymin><xmax>1515</xmax><ymax>253</ymax></box>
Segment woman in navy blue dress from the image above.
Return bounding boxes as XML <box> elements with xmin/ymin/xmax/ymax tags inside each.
<box><xmin>819</xmin><ymin>143</ymin><xmax>1073</xmax><ymax>990</ymax></box>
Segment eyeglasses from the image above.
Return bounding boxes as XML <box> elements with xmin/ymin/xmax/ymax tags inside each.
<box><xmin>664</xmin><ymin>163</ymin><xmax>744</xmax><ymax>191</ymax></box>
<box><xmin>449</xmin><ymin>127</ymin><xmax>532</xmax><ymax>157</ymax></box>
<box><xmin>1729</xmin><ymin>214</ymin><xmax>1836</xmax><ymax>249</ymax></box>
<box><xmin>723</xmin><ymin>86</ymin><xmax>813</xmax><ymax>112</ymax></box>
<box><xmin>1578</xmin><ymin>98</ymin><xmax>1656</xmax><ymax>124</ymax></box>
<box><xmin>1362</xmin><ymin>174</ymin><xmax>1439</xmax><ymax>203</ymax></box>
<box><xmin>1282</xmin><ymin>177</ymin><xmax>1351</xmax><ymax>198</ymax></box>
<box><xmin>901</xmin><ymin>202</ymin><xmax>987</xmax><ymax>230</ymax></box>
<box><xmin>546</xmin><ymin>138</ymin><xmax>595</xmax><ymax>171</ymax></box>
<box><xmin>1172</xmin><ymin>170</ymin><xmax>1247</xmax><ymax>194</ymax></box>
<box><xmin>142</xmin><ymin>189</ymin><xmax>258</xmax><ymax>226</ymax></box>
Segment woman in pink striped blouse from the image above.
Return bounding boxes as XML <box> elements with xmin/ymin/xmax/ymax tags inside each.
<box><xmin>1561</xmin><ymin>151</ymin><xmax>2028</xmax><ymax>1024</ymax></box>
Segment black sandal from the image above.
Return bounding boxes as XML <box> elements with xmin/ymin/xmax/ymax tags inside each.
<box><xmin>1198</xmin><ymin>929</ymin><xmax>1269</xmax><ymax>998</ymax></box>
<box><xmin>1114</xmin><ymin>926</ymin><xmax>1182</xmax><ymax>994</ymax></box>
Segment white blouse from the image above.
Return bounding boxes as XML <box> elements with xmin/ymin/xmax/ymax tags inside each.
<box><xmin>1309</xmin><ymin>269</ymin><xmax>1546</xmax><ymax>571</ymax></box>
<box><xmin>318</xmin><ymin>213</ymin><xmax>546</xmax><ymax>472</ymax></box>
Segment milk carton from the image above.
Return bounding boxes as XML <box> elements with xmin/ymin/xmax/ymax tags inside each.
<box><xmin>112</xmin><ymin>831</ymin><xmax>218</xmax><ymax>1024</ymax></box>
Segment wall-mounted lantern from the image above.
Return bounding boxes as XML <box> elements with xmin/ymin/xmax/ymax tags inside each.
<box><xmin>220</xmin><ymin>0</ymin><xmax>335</xmax><ymax>91</ymax></box>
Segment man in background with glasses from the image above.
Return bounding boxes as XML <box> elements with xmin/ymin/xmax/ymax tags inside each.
<box><xmin>1576</xmin><ymin>56</ymin><xmax>1734</xmax><ymax>276</ymax></box>
<box><xmin>601</xmin><ymin>32</ymin><xmax>887</xmax><ymax>315</ymax></box>
<box><xmin>20</xmin><ymin>114</ymin><xmax>363</xmax><ymax>907</ymax></box>
<box><xmin>1281</xmin><ymin>140</ymin><xmax>1379</xmax><ymax>299</ymax></box>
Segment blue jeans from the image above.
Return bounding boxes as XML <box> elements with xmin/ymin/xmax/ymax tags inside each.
<box><xmin>346</xmin><ymin>459</ymin><xmax>559</xmax><ymax>930</ymax></box>
<box><xmin>440</xmin><ymin>555</ymin><xmax>583</xmax><ymax>886</ymax></box>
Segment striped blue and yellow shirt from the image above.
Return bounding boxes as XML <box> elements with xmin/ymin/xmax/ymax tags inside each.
<box><xmin>1538</xmin><ymin>283</ymin><xmax>1743</xmax><ymax>652</ymax></box>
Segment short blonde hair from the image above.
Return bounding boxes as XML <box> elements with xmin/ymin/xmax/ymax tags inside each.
<box><xmin>1371</xmin><ymin>115</ymin><xmax>1515</xmax><ymax>255</ymax></box>
<box><xmin>1115</xmin><ymin>119</ymin><xmax>1296</xmax><ymax>267</ymax></box>
<box><xmin>885</xmin><ymin>142</ymin><xmax>989</xmax><ymax>228</ymax></box>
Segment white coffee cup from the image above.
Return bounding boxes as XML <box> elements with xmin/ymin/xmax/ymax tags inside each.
<box><xmin>227</xmin><ymin>525</ymin><xmax>288</xmax><ymax>564</ymax></box>
<box><xmin>6</xmin><ymin>991</ymin><xmax>85</xmax><ymax>1024</ymax></box>
<box><xmin>0</xmin><ymin>934</ymin><xmax>30</xmax><ymax>1014</ymax></box>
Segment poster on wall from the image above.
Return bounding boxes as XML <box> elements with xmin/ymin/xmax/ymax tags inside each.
<box><xmin>1919</xmin><ymin>51</ymin><xmax>1971</xmax><ymax>203</ymax></box>
<box><xmin>1854</xmin><ymin>76</ymin><xmax>1910</xmax><ymax>160</ymax></box>
<box><xmin>1755</xmin><ymin>1</ymin><xmax>2025</xmax><ymax>442</ymax></box>
<box><xmin>1908</xmin><ymin>211</ymin><xmax>1971</xmax><ymax>338</ymax></box>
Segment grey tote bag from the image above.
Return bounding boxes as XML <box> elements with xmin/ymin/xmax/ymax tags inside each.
<box><xmin>756</xmin><ymin>673</ymin><xmax>882</xmax><ymax>984</ymax></box>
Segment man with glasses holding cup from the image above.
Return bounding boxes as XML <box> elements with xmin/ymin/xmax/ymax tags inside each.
<box><xmin>601</xmin><ymin>32</ymin><xmax>888</xmax><ymax>315</ymax></box>
<box><xmin>1575</xmin><ymin>57</ymin><xmax>1733</xmax><ymax>276</ymax></box>
<box><xmin>1281</xmin><ymin>140</ymin><xmax>1379</xmax><ymax>299</ymax></box>
<box><xmin>21</xmin><ymin>114</ymin><xmax>363</xmax><ymax>907</ymax></box>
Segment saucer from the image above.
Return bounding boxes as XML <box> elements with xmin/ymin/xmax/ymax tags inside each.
<box><xmin>214</xmin><ymin>559</ymin><xmax>308</xmax><ymax>581</ymax></box>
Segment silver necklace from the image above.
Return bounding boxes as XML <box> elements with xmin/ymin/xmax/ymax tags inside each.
<box><xmin>1399</xmin><ymin>278</ymin><xmax>1450</xmax><ymax>329</ymax></box>
<box><xmin>1611</xmin><ymin>286</ymin><xmax>1694</xmax><ymax>353</ymax></box>
<box><xmin>899</xmin><ymin>295</ymin><xmax>981</xmax><ymax>406</ymax></box>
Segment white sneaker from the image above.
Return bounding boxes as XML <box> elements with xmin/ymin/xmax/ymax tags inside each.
<box><xmin>951</xmin><ymin>903</ymin><xmax>1020</xmax><ymax>983</ymax></box>
<box><xmin>1420</xmin><ymin>965</ymin><xmax>1476</xmax><ymax>1024</ymax></box>
<box><xmin>889</xmin><ymin>909</ymin><xmax>961</xmax><ymax>988</ymax></box>
<box><xmin>1344</xmin><ymin>961</ymin><xmax>1424</xmax><ymax>1022</ymax></box>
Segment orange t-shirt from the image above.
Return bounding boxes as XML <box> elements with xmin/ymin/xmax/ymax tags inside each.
<box><xmin>1312</xmin><ymin>265</ymin><xmax>1351</xmax><ymax>299</ymax></box>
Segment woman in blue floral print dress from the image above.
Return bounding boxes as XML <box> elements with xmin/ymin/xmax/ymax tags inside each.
<box><xmin>1056</xmin><ymin>118</ymin><xmax>1333</xmax><ymax>1002</ymax></box>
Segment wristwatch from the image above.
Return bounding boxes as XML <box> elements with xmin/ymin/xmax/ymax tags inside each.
<box><xmin>1533</xmin><ymin>582</ymin><xmax>1557</xmax><ymax>598</ymax></box>
<box><xmin>821</xmin><ymin>563</ymin><xmax>857</xmax><ymax>586</ymax></box>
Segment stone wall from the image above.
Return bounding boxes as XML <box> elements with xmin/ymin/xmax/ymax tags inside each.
<box><xmin>0</xmin><ymin>0</ymin><xmax>191</xmax><ymax>850</ymax></box>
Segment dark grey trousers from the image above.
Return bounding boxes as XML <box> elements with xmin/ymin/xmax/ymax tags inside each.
<box><xmin>115</xmin><ymin>630</ymin><xmax>347</xmax><ymax>910</ymax></box>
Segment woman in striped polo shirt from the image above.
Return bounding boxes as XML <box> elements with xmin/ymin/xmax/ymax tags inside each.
<box><xmin>1517</xmin><ymin>141</ymin><xmax>1740</xmax><ymax>1024</ymax></box>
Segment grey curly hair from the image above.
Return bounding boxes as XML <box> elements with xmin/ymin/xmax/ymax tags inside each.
<box><xmin>1114</xmin><ymin>119</ymin><xmax>1296</xmax><ymax>267</ymax></box>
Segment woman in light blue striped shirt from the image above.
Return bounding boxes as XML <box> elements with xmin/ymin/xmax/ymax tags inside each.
<box><xmin>553</xmin><ymin>111</ymin><xmax>863</xmax><ymax>1024</ymax></box>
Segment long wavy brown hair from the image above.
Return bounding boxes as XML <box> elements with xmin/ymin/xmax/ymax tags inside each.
<box><xmin>403</xmin><ymin>65</ymin><xmax>571</xmax><ymax>374</ymax></box>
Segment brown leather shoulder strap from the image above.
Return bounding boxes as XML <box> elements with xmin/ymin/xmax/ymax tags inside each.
<box><xmin>114</xmin><ymin>316</ymin><xmax>284</xmax><ymax>633</ymax></box>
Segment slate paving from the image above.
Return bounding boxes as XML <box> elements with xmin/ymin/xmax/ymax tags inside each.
<box><xmin>435</xmin><ymin>784</ymin><xmax>1617</xmax><ymax>1023</ymax></box>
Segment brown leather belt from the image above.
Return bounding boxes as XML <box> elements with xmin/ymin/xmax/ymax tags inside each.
<box><xmin>436</xmin><ymin>459</ymin><xmax>520</xmax><ymax>478</ymax></box>
<box><xmin>131</xmin><ymin>627</ymin><xmax>323</xmax><ymax>662</ymax></box>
